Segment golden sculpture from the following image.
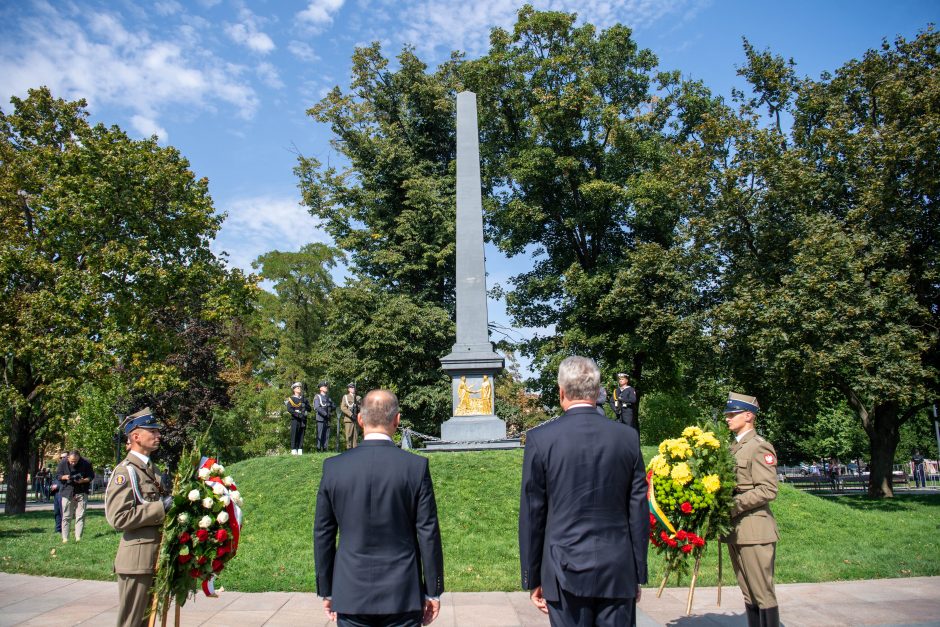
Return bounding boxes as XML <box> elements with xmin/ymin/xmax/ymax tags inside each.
<box><xmin>455</xmin><ymin>374</ymin><xmax>493</xmax><ymax>416</ymax></box>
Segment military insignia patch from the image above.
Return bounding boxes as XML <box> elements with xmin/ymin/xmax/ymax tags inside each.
<box><xmin>763</xmin><ymin>453</ymin><xmax>776</xmax><ymax>465</ymax></box>
<box><xmin>115</xmin><ymin>474</ymin><xmax>126</xmax><ymax>486</ymax></box>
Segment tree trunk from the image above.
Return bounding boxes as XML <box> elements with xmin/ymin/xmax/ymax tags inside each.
<box><xmin>866</xmin><ymin>405</ymin><xmax>901</xmax><ymax>498</ymax></box>
<box><xmin>4</xmin><ymin>408</ymin><xmax>33</xmax><ymax>514</ymax></box>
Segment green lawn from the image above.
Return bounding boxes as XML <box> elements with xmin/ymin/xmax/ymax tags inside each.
<box><xmin>1</xmin><ymin>449</ymin><xmax>938</xmax><ymax>592</ymax></box>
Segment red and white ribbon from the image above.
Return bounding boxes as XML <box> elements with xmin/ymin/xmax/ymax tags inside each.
<box><xmin>197</xmin><ymin>457</ymin><xmax>244</xmax><ymax>596</ymax></box>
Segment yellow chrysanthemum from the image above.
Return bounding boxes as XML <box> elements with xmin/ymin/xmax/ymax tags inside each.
<box><xmin>648</xmin><ymin>454</ymin><xmax>671</xmax><ymax>477</ymax></box>
<box><xmin>682</xmin><ymin>426</ymin><xmax>703</xmax><ymax>438</ymax></box>
<box><xmin>658</xmin><ymin>441</ymin><xmax>668</xmax><ymax>456</ymax></box>
<box><xmin>695</xmin><ymin>432</ymin><xmax>721</xmax><ymax>449</ymax></box>
<box><xmin>671</xmin><ymin>462</ymin><xmax>692</xmax><ymax>486</ymax></box>
<box><xmin>667</xmin><ymin>438</ymin><xmax>693</xmax><ymax>460</ymax></box>
<box><xmin>701</xmin><ymin>474</ymin><xmax>721</xmax><ymax>493</ymax></box>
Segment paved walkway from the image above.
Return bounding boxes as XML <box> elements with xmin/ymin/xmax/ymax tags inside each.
<box><xmin>1</xmin><ymin>573</ymin><xmax>938</xmax><ymax>626</ymax></box>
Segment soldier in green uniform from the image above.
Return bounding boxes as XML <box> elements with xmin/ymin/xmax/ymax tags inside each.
<box><xmin>105</xmin><ymin>408</ymin><xmax>173</xmax><ymax>627</ymax></box>
<box><xmin>723</xmin><ymin>392</ymin><xmax>780</xmax><ymax>627</ymax></box>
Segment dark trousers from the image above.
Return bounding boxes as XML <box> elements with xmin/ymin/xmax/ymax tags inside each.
<box><xmin>53</xmin><ymin>492</ymin><xmax>62</xmax><ymax>532</ymax></box>
<box><xmin>338</xmin><ymin>611</ymin><xmax>422</xmax><ymax>627</ymax></box>
<box><xmin>914</xmin><ymin>465</ymin><xmax>927</xmax><ymax>487</ymax></box>
<box><xmin>317</xmin><ymin>420</ymin><xmax>331</xmax><ymax>451</ymax></box>
<box><xmin>290</xmin><ymin>419</ymin><xmax>306</xmax><ymax>450</ymax></box>
<box><xmin>546</xmin><ymin>589</ymin><xmax>636</xmax><ymax>627</ymax></box>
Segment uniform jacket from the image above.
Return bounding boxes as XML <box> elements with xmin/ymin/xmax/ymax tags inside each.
<box><xmin>611</xmin><ymin>385</ymin><xmax>638</xmax><ymax>430</ymax></box>
<box><xmin>519</xmin><ymin>406</ymin><xmax>649</xmax><ymax>602</ymax></box>
<box><xmin>105</xmin><ymin>453</ymin><xmax>166</xmax><ymax>575</ymax></box>
<box><xmin>725</xmin><ymin>430</ymin><xmax>779</xmax><ymax>545</ymax></box>
<box><xmin>339</xmin><ymin>393</ymin><xmax>362</xmax><ymax>421</ymax></box>
<box><xmin>285</xmin><ymin>395</ymin><xmax>311</xmax><ymax>421</ymax></box>
<box><xmin>314</xmin><ymin>439</ymin><xmax>444</xmax><ymax>614</ymax></box>
<box><xmin>313</xmin><ymin>393</ymin><xmax>334</xmax><ymax>422</ymax></box>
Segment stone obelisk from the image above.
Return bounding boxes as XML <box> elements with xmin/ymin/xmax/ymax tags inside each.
<box><xmin>435</xmin><ymin>91</ymin><xmax>516</xmax><ymax>450</ymax></box>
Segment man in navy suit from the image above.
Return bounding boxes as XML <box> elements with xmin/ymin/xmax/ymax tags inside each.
<box><xmin>315</xmin><ymin>389</ymin><xmax>444</xmax><ymax>627</ymax></box>
<box><xmin>520</xmin><ymin>356</ymin><xmax>649</xmax><ymax>626</ymax></box>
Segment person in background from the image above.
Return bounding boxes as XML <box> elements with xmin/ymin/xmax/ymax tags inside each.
<box><xmin>285</xmin><ymin>381</ymin><xmax>312</xmax><ymax>455</ymax></box>
<box><xmin>340</xmin><ymin>383</ymin><xmax>362</xmax><ymax>450</ymax></box>
<box><xmin>610</xmin><ymin>372</ymin><xmax>638</xmax><ymax>432</ymax></box>
<box><xmin>314</xmin><ymin>381</ymin><xmax>336</xmax><ymax>452</ymax></box>
<box><xmin>56</xmin><ymin>450</ymin><xmax>94</xmax><ymax>543</ymax></box>
<box><xmin>51</xmin><ymin>452</ymin><xmax>67</xmax><ymax>533</ymax></box>
<box><xmin>912</xmin><ymin>450</ymin><xmax>927</xmax><ymax>488</ymax></box>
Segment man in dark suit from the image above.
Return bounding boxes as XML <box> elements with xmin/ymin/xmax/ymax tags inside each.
<box><xmin>315</xmin><ymin>389</ymin><xmax>444</xmax><ymax>627</ymax></box>
<box><xmin>520</xmin><ymin>356</ymin><xmax>649</xmax><ymax>627</ymax></box>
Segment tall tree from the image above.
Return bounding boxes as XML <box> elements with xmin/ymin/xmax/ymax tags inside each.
<box><xmin>676</xmin><ymin>31</ymin><xmax>939</xmax><ymax>496</ymax></box>
<box><xmin>0</xmin><ymin>88</ymin><xmax>250</xmax><ymax>512</ymax></box>
<box><xmin>462</xmin><ymin>6</ymin><xmax>714</xmax><ymax>413</ymax></box>
<box><xmin>296</xmin><ymin>45</ymin><xmax>461</xmax><ymax>433</ymax></box>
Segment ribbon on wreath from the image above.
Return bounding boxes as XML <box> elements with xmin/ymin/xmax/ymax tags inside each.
<box><xmin>647</xmin><ymin>469</ymin><xmax>678</xmax><ymax>537</ymax></box>
<box><xmin>197</xmin><ymin>457</ymin><xmax>244</xmax><ymax>597</ymax></box>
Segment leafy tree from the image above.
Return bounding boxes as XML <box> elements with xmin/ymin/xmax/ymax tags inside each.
<box><xmin>676</xmin><ymin>31</ymin><xmax>939</xmax><ymax>496</ymax></box>
<box><xmin>0</xmin><ymin>88</ymin><xmax>250</xmax><ymax>512</ymax></box>
<box><xmin>462</xmin><ymin>6</ymin><xmax>716</xmax><ymax>419</ymax></box>
<box><xmin>296</xmin><ymin>44</ymin><xmax>462</xmax><ymax>434</ymax></box>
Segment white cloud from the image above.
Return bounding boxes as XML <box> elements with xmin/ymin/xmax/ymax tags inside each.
<box><xmin>296</xmin><ymin>0</ymin><xmax>345</xmax><ymax>27</ymax></box>
<box><xmin>0</xmin><ymin>2</ymin><xmax>259</xmax><ymax>138</ymax></box>
<box><xmin>256</xmin><ymin>61</ymin><xmax>285</xmax><ymax>89</ymax></box>
<box><xmin>225</xmin><ymin>8</ymin><xmax>276</xmax><ymax>54</ymax></box>
<box><xmin>387</xmin><ymin>0</ymin><xmax>707</xmax><ymax>58</ymax></box>
<box><xmin>154</xmin><ymin>1</ymin><xmax>183</xmax><ymax>16</ymax></box>
<box><xmin>288</xmin><ymin>40</ymin><xmax>320</xmax><ymax>62</ymax></box>
<box><xmin>213</xmin><ymin>194</ymin><xmax>330</xmax><ymax>272</ymax></box>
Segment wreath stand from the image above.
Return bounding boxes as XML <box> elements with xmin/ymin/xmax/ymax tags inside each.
<box><xmin>147</xmin><ymin>596</ymin><xmax>180</xmax><ymax>627</ymax></box>
<box><xmin>655</xmin><ymin>541</ymin><xmax>723</xmax><ymax>616</ymax></box>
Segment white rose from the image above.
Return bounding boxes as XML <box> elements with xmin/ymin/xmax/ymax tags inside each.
<box><xmin>212</xmin><ymin>482</ymin><xmax>225</xmax><ymax>496</ymax></box>
<box><xmin>223</xmin><ymin>476</ymin><xmax>234</xmax><ymax>487</ymax></box>
<box><xmin>230</xmin><ymin>490</ymin><xmax>242</xmax><ymax>506</ymax></box>
<box><xmin>187</xmin><ymin>489</ymin><xmax>201</xmax><ymax>502</ymax></box>
<box><xmin>198</xmin><ymin>515</ymin><xmax>212</xmax><ymax>529</ymax></box>
<box><xmin>220</xmin><ymin>494</ymin><xmax>231</xmax><ymax>507</ymax></box>
<box><xmin>202</xmin><ymin>497</ymin><xmax>214</xmax><ymax>509</ymax></box>
<box><xmin>198</xmin><ymin>468</ymin><xmax>210</xmax><ymax>479</ymax></box>
<box><xmin>216</xmin><ymin>510</ymin><xmax>229</xmax><ymax>524</ymax></box>
<box><xmin>177</xmin><ymin>512</ymin><xmax>190</xmax><ymax>524</ymax></box>
<box><xmin>211</xmin><ymin>463</ymin><xmax>222</xmax><ymax>473</ymax></box>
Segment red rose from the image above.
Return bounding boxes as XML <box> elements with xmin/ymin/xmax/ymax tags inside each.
<box><xmin>215</xmin><ymin>528</ymin><xmax>229</xmax><ymax>543</ymax></box>
<box><xmin>692</xmin><ymin>536</ymin><xmax>705</xmax><ymax>548</ymax></box>
<box><xmin>216</xmin><ymin>546</ymin><xmax>228</xmax><ymax>557</ymax></box>
<box><xmin>680</xmin><ymin>502</ymin><xmax>693</xmax><ymax>514</ymax></box>
<box><xmin>676</xmin><ymin>529</ymin><xmax>688</xmax><ymax>541</ymax></box>
<box><xmin>195</xmin><ymin>529</ymin><xmax>209</xmax><ymax>543</ymax></box>
<box><xmin>666</xmin><ymin>539</ymin><xmax>678</xmax><ymax>548</ymax></box>
<box><xmin>197</xmin><ymin>555</ymin><xmax>207</xmax><ymax>565</ymax></box>
<box><xmin>660</xmin><ymin>531</ymin><xmax>670</xmax><ymax>542</ymax></box>
<box><xmin>189</xmin><ymin>569</ymin><xmax>201</xmax><ymax>579</ymax></box>
<box><xmin>649</xmin><ymin>514</ymin><xmax>656</xmax><ymax>526</ymax></box>
<box><xmin>177</xmin><ymin>553</ymin><xmax>192</xmax><ymax>564</ymax></box>
<box><xmin>179</xmin><ymin>532</ymin><xmax>191</xmax><ymax>544</ymax></box>
<box><xmin>212</xmin><ymin>559</ymin><xmax>224</xmax><ymax>572</ymax></box>
<box><xmin>681</xmin><ymin>544</ymin><xmax>693</xmax><ymax>553</ymax></box>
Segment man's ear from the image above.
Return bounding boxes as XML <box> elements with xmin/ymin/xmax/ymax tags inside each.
<box><xmin>357</xmin><ymin>413</ymin><xmax>364</xmax><ymax>429</ymax></box>
<box><xmin>393</xmin><ymin>413</ymin><xmax>401</xmax><ymax>429</ymax></box>
<box><xmin>558</xmin><ymin>387</ymin><xmax>567</xmax><ymax>404</ymax></box>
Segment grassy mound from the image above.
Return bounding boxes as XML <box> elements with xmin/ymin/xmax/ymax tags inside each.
<box><xmin>1</xmin><ymin>449</ymin><xmax>937</xmax><ymax>592</ymax></box>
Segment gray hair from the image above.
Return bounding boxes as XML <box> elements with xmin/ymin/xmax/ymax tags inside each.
<box><xmin>360</xmin><ymin>390</ymin><xmax>400</xmax><ymax>428</ymax></box>
<box><xmin>557</xmin><ymin>356</ymin><xmax>601</xmax><ymax>401</ymax></box>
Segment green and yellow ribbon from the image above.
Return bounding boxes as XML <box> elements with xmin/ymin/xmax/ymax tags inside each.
<box><xmin>647</xmin><ymin>469</ymin><xmax>677</xmax><ymax>536</ymax></box>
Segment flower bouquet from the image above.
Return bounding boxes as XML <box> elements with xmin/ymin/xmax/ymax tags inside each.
<box><xmin>150</xmin><ymin>442</ymin><xmax>244</xmax><ymax>625</ymax></box>
<box><xmin>646</xmin><ymin>424</ymin><xmax>735</xmax><ymax>613</ymax></box>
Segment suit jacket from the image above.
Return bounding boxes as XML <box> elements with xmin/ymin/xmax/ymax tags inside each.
<box><xmin>315</xmin><ymin>439</ymin><xmax>444</xmax><ymax>614</ymax></box>
<box><xmin>520</xmin><ymin>405</ymin><xmax>649</xmax><ymax>602</ymax></box>
<box><xmin>105</xmin><ymin>454</ymin><xmax>166</xmax><ymax>575</ymax></box>
<box><xmin>724</xmin><ymin>430</ymin><xmax>779</xmax><ymax>545</ymax></box>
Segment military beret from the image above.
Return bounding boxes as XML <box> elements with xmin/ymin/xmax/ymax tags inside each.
<box><xmin>122</xmin><ymin>407</ymin><xmax>162</xmax><ymax>435</ymax></box>
<box><xmin>724</xmin><ymin>392</ymin><xmax>759</xmax><ymax>414</ymax></box>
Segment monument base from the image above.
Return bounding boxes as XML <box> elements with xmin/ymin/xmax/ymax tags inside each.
<box><xmin>423</xmin><ymin>415</ymin><xmax>521</xmax><ymax>451</ymax></box>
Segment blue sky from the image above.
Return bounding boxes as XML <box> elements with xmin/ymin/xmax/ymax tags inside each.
<box><xmin>1</xmin><ymin>0</ymin><xmax>936</xmax><ymax>362</ymax></box>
